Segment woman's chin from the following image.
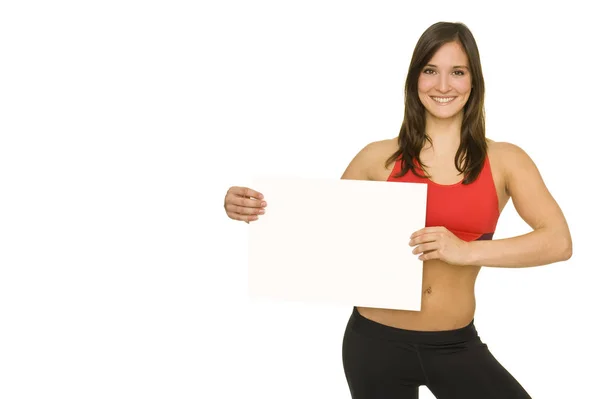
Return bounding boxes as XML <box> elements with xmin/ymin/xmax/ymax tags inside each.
<box><xmin>426</xmin><ymin>109</ymin><xmax>462</xmax><ymax>120</ymax></box>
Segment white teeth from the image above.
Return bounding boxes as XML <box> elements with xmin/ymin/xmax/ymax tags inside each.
<box><xmin>432</xmin><ymin>97</ymin><xmax>456</xmax><ymax>103</ymax></box>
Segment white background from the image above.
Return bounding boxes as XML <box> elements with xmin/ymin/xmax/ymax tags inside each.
<box><xmin>1</xmin><ymin>1</ymin><xmax>598</xmax><ymax>398</ymax></box>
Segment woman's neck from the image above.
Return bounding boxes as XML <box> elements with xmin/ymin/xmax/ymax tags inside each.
<box><xmin>423</xmin><ymin>111</ymin><xmax>463</xmax><ymax>155</ymax></box>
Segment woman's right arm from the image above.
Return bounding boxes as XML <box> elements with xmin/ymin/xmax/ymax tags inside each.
<box><xmin>224</xmin><ymin>140</ymin><xmax>381</xmax><ymax>223</ymax></box>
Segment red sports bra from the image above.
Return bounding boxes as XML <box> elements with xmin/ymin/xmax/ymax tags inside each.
<box><xmin>387</xmin><ymin>156</ymin><xmax>500</xmax><ymax>241</ymax></box>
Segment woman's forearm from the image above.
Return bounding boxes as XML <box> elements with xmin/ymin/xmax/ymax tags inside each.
<box><xmin>465</xmin><ymin>228</ymin><xmax>572</xmax><ymax>268</ymax></box>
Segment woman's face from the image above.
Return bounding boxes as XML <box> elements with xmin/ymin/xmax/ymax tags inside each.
<box><xmin>417</xmin><ymin>41</ymin><xmax>472</xmax><ymax>121</ymax></box>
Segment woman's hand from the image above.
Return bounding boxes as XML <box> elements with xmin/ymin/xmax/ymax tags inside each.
<box><xmin>409</xmin><ymin>226</ymin><xmax>471</xmax><ymax>265</ymax></box>
<box><xmin>224</xmin><ymin>186</ymin><xmax>266</xmax><ymax>223</ymax></box>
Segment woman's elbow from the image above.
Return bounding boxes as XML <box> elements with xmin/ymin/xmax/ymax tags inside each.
<box><xmin>557</xmin><ymin>232</ymin><xmax>573</xmax><ymax>262</ymax></box>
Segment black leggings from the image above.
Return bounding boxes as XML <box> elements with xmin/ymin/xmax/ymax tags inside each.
<box><xmin>342</xmin><ymin>307</ymin><xmax>532</xmax><ymax>399</ymax></box>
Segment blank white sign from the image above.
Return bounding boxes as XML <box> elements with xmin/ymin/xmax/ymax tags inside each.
<box><xmin>248</xmin><ymin>177</ymin><xmax>428</xmax><ymax>311</ymax></box>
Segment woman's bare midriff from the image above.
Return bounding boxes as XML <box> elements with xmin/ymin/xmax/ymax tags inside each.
<box><xmin>356</xmin><ymin>259</ymin><xmax>482</xmax><ymax>331</ymax></box>
<box><xmin>356</xmin><ymin>138</ymin><xmax>508</xmax><ymax>332</ymax></box>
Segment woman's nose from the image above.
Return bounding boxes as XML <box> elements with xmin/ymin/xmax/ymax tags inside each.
<box><xmin>436</xmin><ymin>75</ymin><xmax>451</xmax><ymax>93</ymax></box>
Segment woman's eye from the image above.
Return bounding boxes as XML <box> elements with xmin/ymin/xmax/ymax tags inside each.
<box><xmin>422</xmin><ymin>69</ymin><xmax>466</xmax><ymax>76</ymax></box>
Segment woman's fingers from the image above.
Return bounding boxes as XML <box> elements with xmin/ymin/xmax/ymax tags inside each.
<box><xmin>228</xmin><ymin>186</ymin><xmax>263</xmax><ymax>200</ymax></box>
<box><xmin>224</xmin><ymin>186</ymin><xmax>267</xmax><ymax>223</ymax></box>
<box><xmin>412</xmin><ymin>242</ymin><xmax>438</xmax><ymax>255</ymax></box>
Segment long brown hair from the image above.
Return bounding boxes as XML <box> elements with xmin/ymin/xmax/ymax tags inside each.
<box><xmin>385</xmin><ymin>21</ymin><xmax>487</xmax><ymax>184</ymax></box>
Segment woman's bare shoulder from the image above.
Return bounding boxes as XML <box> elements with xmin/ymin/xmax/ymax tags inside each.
<box><xmin>366</xmin><ymin>137</ymin><xmax>399</xmax><ymax>153</ymax></box>
<box><xmin>487</xmin><ymin>138</ymin><xmax>529</xmax><ymax>161</ymax></box>
<box><xmin>341</xmin><ymin>137</ymin><xmax>398</xmax><ymax>180</ymax></box>
<box><xmin>486</xmin><ymin>138</ymin><xmax>538</xmax><ymax>187</ymax></box>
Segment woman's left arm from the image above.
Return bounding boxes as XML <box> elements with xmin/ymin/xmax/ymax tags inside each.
<box><xmin>410</xmin><ymin>143</ymin><xmax>572</xmax><ymax>267</ymax></box>
<box><xmin>465</xmin><ymin>142</ymin><xmax>572</xmax><ymax>267</ymax></box>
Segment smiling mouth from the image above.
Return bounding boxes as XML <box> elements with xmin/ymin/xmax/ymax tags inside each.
<box><xmin>431</xmin><ymin>96</ymin><xmax>457</xmax><ymax>104</ymax></box>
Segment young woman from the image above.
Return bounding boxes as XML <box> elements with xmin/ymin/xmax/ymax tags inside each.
<box><xmin>223</xmin><ymin>21</ymin><xmax>572</xmax><ymax>399</ymax></box>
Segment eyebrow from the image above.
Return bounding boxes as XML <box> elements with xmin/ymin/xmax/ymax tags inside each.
<box><xmin>425</xmin><ymin>64</ymin><xmax>470</xmax><ymax>69</ymax></box>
